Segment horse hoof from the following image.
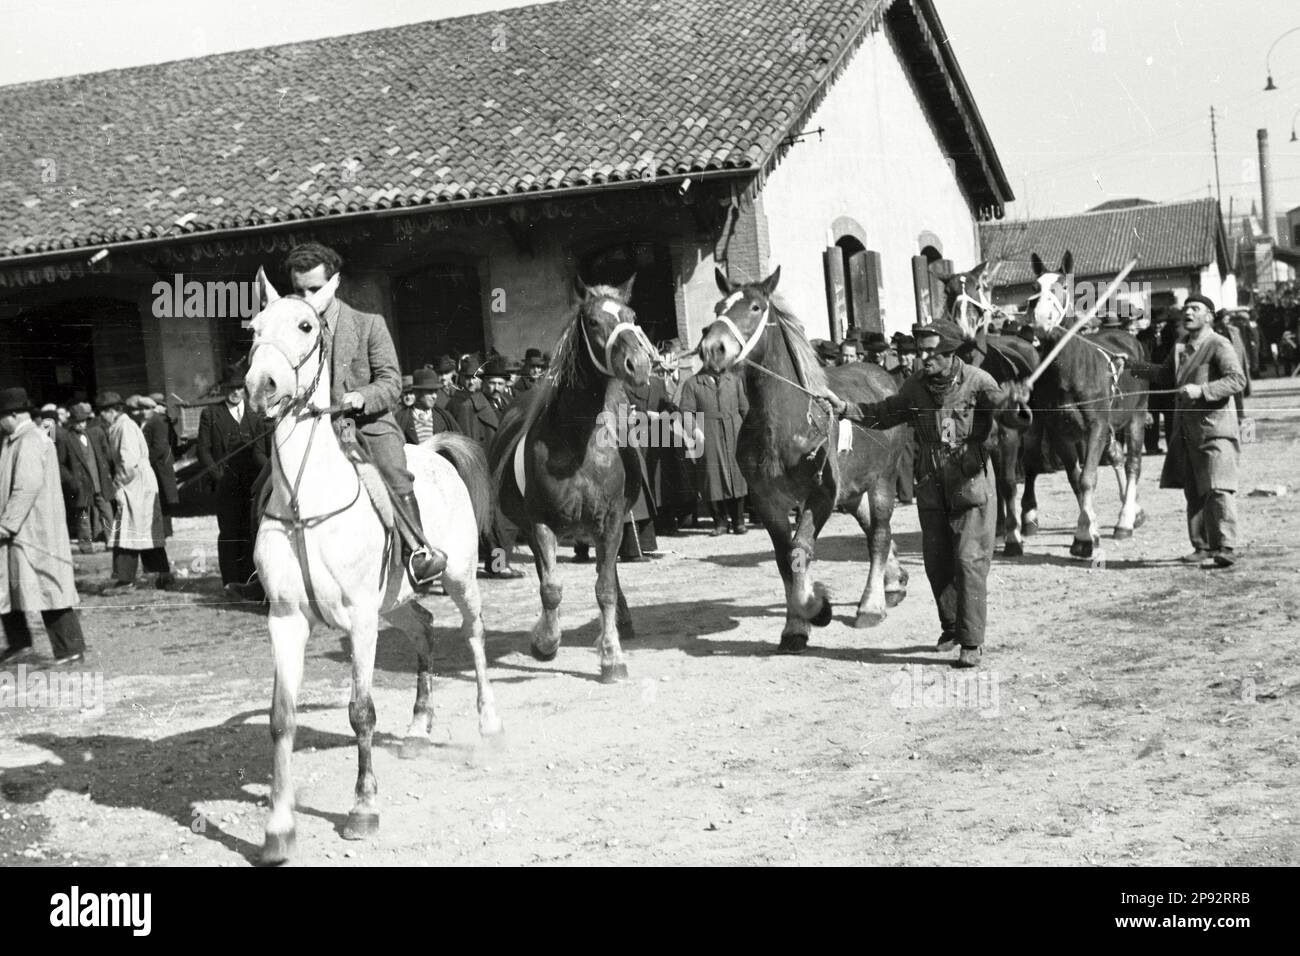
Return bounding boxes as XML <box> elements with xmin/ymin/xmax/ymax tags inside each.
<box><xmin>259</xmin><ymin>829</ymin><xmax>295</xmax><ymax>865</ymax></box>
<box><xmin>1022</xmin><ymin>519</ymin><xmax>1039</xmax><ymax>537</ymax></box>
<box><xmin>854</xmin><ymin>610</ymin><xmax>886</xmax><ymax>629</ymax></box>
<box><xmin>778</xmin><ymin>633</ymin><xmax>809</xmax><ymax>654</ymax></box>
<box><xmin>399</xmin><ymin>736</ymin><xmax>434</xmax><ymax>760</ymax></box>
<box><xmin>479</xmin><ymin>715</ymin><xmax>504</xmax><ymax>738</ymax></box>
<box><xmin>1003</xmin><ymin>540</ymin><xmax>1024</xmax><ymax>557</ymax></box>
<box><xmin>530</xmin><ymin>642</ymin><xmax>559</xmax><ymax>662</ymax></box>
<box><xmin>600</xmin><ymin>662</ymin><xmax>630</xmax><ymax>684</ymax></box>
<box><xmin>809</xmin><ymin>597</ymin><xmax>833</xmax><ymax>628</ymax></box>
<box><xmin>1069</xmin><ymin>539</ymin><xmax>1093</xmax><ymax>559</ymax></box>
<box><xmin>1113</xmin><ymin>527</ymin><xmax>1133</xmax><ymax>541</ymax></box>
<box><xmin>885</xmin><ymin>588</ymin><xmax>907</xmax><ymax>608</ymax></box>
<box><xmin>342</xmin><ymin>811</ymin><xmax>379</xmax><ymax>841</ymax></box>
<box><xmin>1133</xmin><ymin>511</ymin><xmax>1147</xmax><ymax>529</ymax></box>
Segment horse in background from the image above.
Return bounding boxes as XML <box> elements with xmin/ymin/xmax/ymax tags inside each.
<box><xmin>245</xmin><ymin>270</ymin><xmax>500</xmax><ymax>865</ymax></box>
<box><xmin>698</xmin><ymin>267</ymin><xmax>908</xmax><ymax>652</ymax></box>
<box><xmin>1022</xmin><ymin>250</ymin><xmax>1148</xmax><ymax>559</ymax></box>
<box><xmin>937</xmin><ymin>260</ymin><xmax>1041</xmax><ymax>556</ymax></box>
<box><xmin>488</xmin><ymin>280</ymin><xmax>658</xmax><ymax>683</ymax></box>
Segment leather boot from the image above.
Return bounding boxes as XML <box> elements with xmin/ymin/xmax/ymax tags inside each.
<box><xmin>397</xmin><ymin>492</ymin><xmax>446</xmax><ymax>587</ymax></box>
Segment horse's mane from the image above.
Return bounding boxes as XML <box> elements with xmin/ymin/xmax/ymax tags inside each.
<box><xmin>766</xmin><ymin>299</ymin><xmax>828</xmax><ymax>394</ymax></box>
<box><xmin>488</xmin><ymin>286</ymin><xmax>621</xmax><ymax>488</ymax></box>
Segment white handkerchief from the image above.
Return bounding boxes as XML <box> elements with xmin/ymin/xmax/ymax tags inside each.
<box><xmin>837</xmin><ymin>421</ymin><xmax>853</xmax><ymax>454</ymax></box>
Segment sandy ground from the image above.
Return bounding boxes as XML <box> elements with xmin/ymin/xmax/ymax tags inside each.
<box><xmin>1</xmin><ymin>378</ymin><xmax>1297</xmax><ymax>867</ymax></box>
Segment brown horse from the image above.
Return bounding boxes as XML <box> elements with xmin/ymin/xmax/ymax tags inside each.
<box><xmin>488</xmin><ymin>280</ymin><xmax>657</xmax><ymax>682</ymax></box>
<box><xmin>698</xmin><ymin>267</ymin><xmax>908</xmax><ymax>652</ymax></box>
<box><xmin>1023</xmin><ymin>250</ymin><xmax>1148</xmax><ymax>559</ymax></box>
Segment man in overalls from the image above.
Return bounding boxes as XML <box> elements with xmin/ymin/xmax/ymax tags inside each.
<box><xmin>825</xmin><ymin>320</ymin><xmax>1033</xmax><ymax>667</ymax></box>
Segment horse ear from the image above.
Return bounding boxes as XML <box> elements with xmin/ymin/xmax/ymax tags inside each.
<box><xmin>255</xmin><ymin>266</ymin><xmax>280</xmax><ymax>307</ymax></box>
<box><xmin>970</xmin><ymin>260</ymin><xmax>988</xmax><ymax>280</ymax></box>
<box><xmin>618</xmin><ymin>272</ymin><xmax>636</xmax><ymax>303</ymax></box>
<box><xmin>1030</xmin><ymin>253</ymin><xmax>1045</xmax><ymax>278</ymax></box>
<box><xmin>573</xmin><ymin>275</ymin><xmax>589</xmax><ymax>300</ymax></box>
<box><xmin>758</xmin><ymin>265</ymin><xmax>781</xmax><ymax>296</ymax></box>
<box><xmin>304</xmin><ymin>272</ymin><xmax>340</xmax><ymax>315</ymax></box>
<box><xmin>1060</xmin><ymin>250</ymin><xmax>1074</xmax><ymax>276</ymax></box>
<box><xmin>715</xmin><ymin>267</ymin><xmax>735</xmax><ymax>295</ymax></box>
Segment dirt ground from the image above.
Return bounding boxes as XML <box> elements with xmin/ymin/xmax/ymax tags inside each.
<box><xmin>1</xmin><ymin>378</ymin><xmax>1297</xmax><ymax>867</ymax></box>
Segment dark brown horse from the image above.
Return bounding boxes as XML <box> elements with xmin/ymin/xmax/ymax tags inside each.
<box><xmin>698</xmin><ymin>267</ymin><xmax>908</xmax><ymax>652</ymax></box>
<box><xmin>488</xmin><ymin>281</ymin><xmax>657</xmax><ymax>682</ymax></box>
<box><xmin>1023</xmin><ymin>250</ymin><xmax>1148</xmax><ymax>559</ymax></box>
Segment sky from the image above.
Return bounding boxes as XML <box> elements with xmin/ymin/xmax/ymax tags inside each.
<box><xmin>2</xmin><ymin>0</ymin><xmax>1299</xmax><ymax>221</ymax></box>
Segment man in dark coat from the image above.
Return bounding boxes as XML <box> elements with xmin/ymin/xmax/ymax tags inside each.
<box><xmin>83</xmin><ymin>407</ymin><xmax>116</xmax><ymax>544</ymax></box>
<box><xmin>395</xmin><ymin>367</ymin><xmax>460</xmax><ymax>444</ymax></box>
<box><xmin>129</xmin><ymin>395</ymin><xmax>180</xmax><ymax>539</ymax></box>
<box><xmin>1145</xmin><ymin>294</ymin><xmax>1247</xmax><ymax>569</ymax></box>
<box><xmin>197</xmin><ymin>379</ymin><xmax>268</xmax><ymax>598</ymax></box>
<box><xmin>825</xmin><ymin>320</ymin><xmax>1033</xmax><ymax>668</ymax></box>
<box><xmin>677</xmin><ymin>366</ymin><xmax>749</xmax><ymax>535</ymax></box>
<box><xmin>285</xmin><ymin>241</ymin><xmax>445</xmax><ymax>589</ymax></box>
<box><xmin>515</xmin><ymin>349</ymin><xmax>546</xmax><ymax>394</ymax></box>
<box><xmin>432</xmin><ymin>355</ymin><xmax>459</xmax><ymax>411</ymax></box>
<box><xmin>890</xmin><ymin>335</ymin><xmax>917</xmax><ymax>505</ymax></box>
<box><xmin>55</xmin><ymin>404</ymin><xmax>103</xmax><ymax>554</ymax></box>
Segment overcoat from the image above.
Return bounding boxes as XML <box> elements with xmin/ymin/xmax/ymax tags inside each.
<box><xmin>677</xmin><ymin>370</ymin><xmax>748</xmax><ymax>501</ymax></box>
<box><xmin>142</xmin><ymin>414</ymin><xmax>180</xmax><ymax>507</ymax></box>
<box><xmin>0</xmin><ymin>420</ymin><xmax>79</xmax><ymax>612</ymax></box>
<box><xmin>1157</xmin><ymin>330</ymin><xmax>1247</xmax><ymax>494</ymax></box>
<box><xmin>109</xmin><ymin>414</ymin><xmax>166</xmax><ymax>550</ymax></box>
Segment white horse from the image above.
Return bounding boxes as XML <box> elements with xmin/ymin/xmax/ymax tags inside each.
<box><xmin>244</xmin><ymin>269</ymin><xmax>501</xmax><ymax>865</ymax></box>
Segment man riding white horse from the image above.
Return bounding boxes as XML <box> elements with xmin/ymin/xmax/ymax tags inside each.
<box><xmin>282</xmin><ymin>242</ymin><xmax>445</xmax><ymax>588</ymax></box>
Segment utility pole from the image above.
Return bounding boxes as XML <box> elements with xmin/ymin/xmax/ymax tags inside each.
<box><xmin>1210</xmin><ymin>106</ymin><xmax>1223</xmax><ymax>207</ymax></box>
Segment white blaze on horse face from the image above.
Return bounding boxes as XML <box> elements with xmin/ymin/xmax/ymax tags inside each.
<box><xmin>720</xmin><ymin>291</ymin><xmax>744</xmax><ymax>314</ymax></box>
<box><xmin>600</xmin><ymin>300</ymin><xmax>622</xmax><ymax>319</ymax></box>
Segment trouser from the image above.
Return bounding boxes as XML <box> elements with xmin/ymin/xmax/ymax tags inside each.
<box><xmin>619</xmin><ymin>518</ymin><xmax>657</xmax><ymax>558</ymax></box>
<box><xmin>91</xmin><ymin>492</ymin><xmax>114</xmax><ymax>542</ymax></box>
<box><xmin>356</xmin><ymin>418</ymin><xmax>414</xmax><ymax>495</ymax></box>
<box><xmin>112</xmin><ymin>547</ymin><xmax>171</xmax><ymax>582</ymax></box>
<box><xmin>2</xmin><ymin>608</ymin><xmax>86</xmax><ymax>659</ymax></box>
<box><xmin>71</xmin><ymin>506</ymin><xmax>93</xmax><ymax>550</ymax></box>
<box><xmin>896</xmin><ymin>441</ymin><xmax>915</xmax><ymax>502</ymax></box>
<box><xmin>1184</xmin><ymin>486</ymin><xmax>1237</xmax><ymax>553</ymax></box>
<box><xmin>215</xmin><ymin>487</ymin><xmax>256</xmax><ymax>585</ymax></box>
<box><xmin>918</xmin><ymin>489</ymin><xmax>996</xmax><ymax>648</ymax></box>
<box><xmin>710</xmin><ymin>497</ymin><xmax>744</xmax><ymax>528</ymax></box>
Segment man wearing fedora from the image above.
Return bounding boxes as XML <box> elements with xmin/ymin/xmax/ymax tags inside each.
<box><xmin>824</xmin><ymin>319</ymin><xmax>1033</xmax><ymax>668</ymax></box>
<box><xmin>0</xmin><ymin>387</ymin><xmax>88</xmax><ymax>667</ymax></box>
<box><xmin>399</xmin><ymin>375</ymin><xmax>417</xmax><ymax>410</ymax></box>
<box><xmin>432</xmin><ymin>355</ymin><xmax>459</xmax><ymax>406</ymax></box>
<box><xmin>56</xmin><ymin>402</ymin><xmax>106</xmax><ymax>554</ymax></box>
<box><xmin>396</xmin><ymin>367</ymin><xmax>459</xmax><ymax>444</ymax></box>
<box><xmin>97</xmin><ymin>392</ymin><xmax>175</xmax><ymax>593</ymax></box>
<box><xmin>862</xmin><ymin>331</ymin><xmax>891</xmax><ymax>366</ymax></box>
<box><xmin>198</xmin><ymin>376</ymin><xmax>268</xmax><ymax>598</ymax></box>
<box><xmin>127</xmin><ymin>395</ymin><xmax>180</xmax><ymax>539</ymax></box>
<box><xmin>515</xmin><ymin>349</ymin><xmax>546</xmax><ymax>393</ymax></box>
<box><xmin>811</xmin><ymin>339</ymin><xmax>838</xmax><ymax>368</ymax></box>
<box><xmin>284</xmin><ymin>241</ymin><xmax>446</xmax><ymax>590</ymax></box>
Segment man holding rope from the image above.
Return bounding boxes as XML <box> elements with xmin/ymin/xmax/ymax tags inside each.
<box><xmin>824</xmin><ymin>319</ymin><xmax>1033</xmax><ymax>667</ymax></box>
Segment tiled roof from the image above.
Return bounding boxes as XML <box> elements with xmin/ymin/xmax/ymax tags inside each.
<box><xmin>0</xmin><ymin>0</ymin><xmax>1010</xmax><ymax>262</ymax></box>
<box><xmin>979</xmin><ymin>198</ymin><xmax>1229</xmax><ymax>287</ymax></box>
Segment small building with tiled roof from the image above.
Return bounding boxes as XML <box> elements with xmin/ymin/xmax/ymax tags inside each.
<box><xmin>0</xmin><ymin>0</ymin><xmax>1011</xmax><ymax>408</ymax></box>
<box><xmin>979</xmin><ymin>197</ymin><xmax>1237</xmax><ymax>315</ymax></box>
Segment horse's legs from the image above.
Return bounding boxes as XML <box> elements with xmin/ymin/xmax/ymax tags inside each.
<box><xmin>396</xmin><ymin>602</ymin><xmax>438</xmax><ymax>756</ymax></box>
<box><xmin>1068</xmin><ymin>428</ymin><xmax>1105</xmax><ymax>560</ymax></box>
<box><xmin>443</xmin><ymin>569</ymin><xmax>502</xmax><ymax>736</ymax></box>
<box><xmin>528</xmin><ymin>522</ymin><xmax>562</xmax><ymax>660</ymax></box>
<box><xmin>342</xmin><ymin>605</ymin><xmax>381</xmax><ymax>840</ymax></box>
<box><xmin>1115</xmin><ymin>412</ymin><xmax>1146</xmax><ymax>538</ymax></box>
<box><xmin>851</xmin><ymin>481</ymin><xmax>894</xmax><ymax>628</ymax></box>
<box><xmin>614</xmin><ymin>565</ymin><xmax>634</xmax><ymax>642</ymax></box>
<box><xmin>594</xmin><ymin>518</ymin><xmax>628</xmax><ymax>683</ymax></box>
<box><xmin>999</xmin><ymin>429</ymin><xmax>1025</xmax><ymax>556</ymax></box>
<box><xmin>1020</xmin><ymin>421</ymin><xmax>1041</xmax><ymax>537</ymax></box>
<box><xmin>261</xmin><ymin>607</ymin><xmax>309</xmax><ymax>865</ymax></box>
<box><xmin>754</xmin><ymin>497</ymin><xmax>805</xmax><ymax>652</ymax></box>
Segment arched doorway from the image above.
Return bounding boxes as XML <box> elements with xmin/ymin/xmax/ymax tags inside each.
<box><xmin>392</xmin><ymin>260</ymin><xmax>484</xmax><ymax>369</ymax></box>
<box><xmin>823</xmin><ymin>231</ymin><xmax>882</xmax><ymax>340</ymax></box>
<box><xmin>579</xmin><ymin>241</ymin><xmax>677</xmax><ymax>347</ymax></box>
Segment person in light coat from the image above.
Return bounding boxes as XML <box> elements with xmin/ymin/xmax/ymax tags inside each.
<box><xmin>96</xmin><ymin>392</ymin><xmax>175</xmax><ymax>593</ymax></box>
<box><xmin>0</xmin><ymin>387</ymin><xmax>87</xmax><ymax>667</ymax></box>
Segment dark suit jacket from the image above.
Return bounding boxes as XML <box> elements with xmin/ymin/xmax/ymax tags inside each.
<box><xmin>197</xmin><ymin>403</ymin><xmax>268</xmax><ymax>493</ymax></box>
<box><xmin>142</xmin><ymin>414</ymin><xmax>180</xmax><ymax>506</ymax></box>
<box><xmin>395</xmin><ymin>405</ymin><xmax>459</xmax><ymax>444</ymax></box>
<box><xmin>56</xmin><ymin>427</ymin><xmax>100</xmax><ymax>509</ymax></box>
<box><xmin>85</xmin><ymin>419</ymin><xmax>115</xmax><ymax>492</ymax></box>
<box><xmin>450</xmin><ymin>391</ymin><xmax>503</xmax><ymax>445</ymax></box>
<box><xmin>325</xmin><ymin>300</ymin><xmax>402</xmax><ymax>418</ymax></box>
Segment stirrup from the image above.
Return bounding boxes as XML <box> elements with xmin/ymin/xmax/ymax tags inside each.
<box><xmin>406</xmin><ymin>546</ymin><xmax>443</xmax><ymax>587</ymax></box>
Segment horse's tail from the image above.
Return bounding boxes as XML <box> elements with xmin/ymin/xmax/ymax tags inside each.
<box><xmin>427</xmin><ymin>432</ymin><xmax>493</xmax><ymax>537</ymax></box>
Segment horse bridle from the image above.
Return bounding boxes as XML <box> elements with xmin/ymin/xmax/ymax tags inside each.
<box><xmin>1027</xmin><ymin>275</ymin><xmax>1071</xmax><ymax>329</ymax></box>
<box><xmin>579</xmin><ymin>299</ymin><xmax>658</xmax><ymax>375</ymax></box>
<box><xmin>708</xmin><ymin>293</ymin><xmax>771</xmax><ymax>363</ymax></box>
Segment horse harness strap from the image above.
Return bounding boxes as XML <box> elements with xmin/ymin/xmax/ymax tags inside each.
<box><xmin>713</xmin><ymin>304</ymin><xmax>770</xmax><ymax>363</ymax></box>
<box><xmin>581</xmin><ymin>307</ymin><xmax>657</xmax><ymax>376</ymax></box>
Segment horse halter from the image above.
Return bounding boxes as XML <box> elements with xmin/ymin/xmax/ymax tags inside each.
<box><xmin>580</xmin><ymin>299</ymin><xmax>657</xmax><ymax>375</ymax></box>
<box><xmin>1027</xmin><ymin>276</ymin><xmax>1070</xmax><ymax>329</ymax></box>
<box><xmin>710</xmin><ymin>292</ymin><xmax>771</xmax><ymax>363</ymax></box>
<box><xmin>249</xmin><ymin>296</ymin><xmax>327</xmax><ymax>419</ymax></box>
